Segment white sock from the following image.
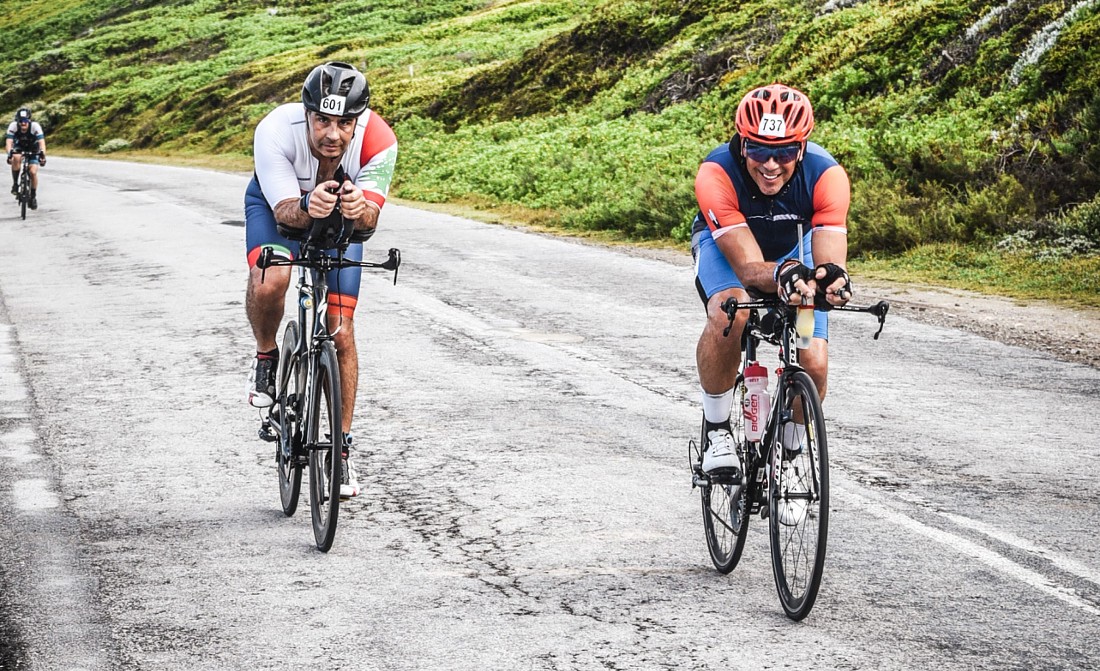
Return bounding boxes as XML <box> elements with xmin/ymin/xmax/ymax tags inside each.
<box><xmin>701</xmin><ymin>386</ymin><xmax>734</xmax><ymax>425</ymax></box>
<box><xmin>782</xmin><ymin>422</ymin><xmax>807</xmax><ymax>450</ymax></box>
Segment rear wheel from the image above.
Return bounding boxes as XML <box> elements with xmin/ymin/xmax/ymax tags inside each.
<box><xmin>308</xmin><ymin>342</ymin><xmax>343</xmax><ymax>552</ymax></box>
<box><xmin>275</xmin><ymin>321</ymin><xmax>303</xmax><ymax>516</ymax></box>
<box><xmin>768</xmin><ymin>370</ymin><xmax>829</xmax><ymax>621</ymax></box>
<box><xmin>699</xmin><ymin>378</ymin><xmax>751</xmax><ymax>574</ymax></box>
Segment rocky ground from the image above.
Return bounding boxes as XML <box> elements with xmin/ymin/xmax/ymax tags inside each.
<box><xmin>855</xmin><ymin>279</ymin><xmax>1100</xmax><ymax>370</ymax></box>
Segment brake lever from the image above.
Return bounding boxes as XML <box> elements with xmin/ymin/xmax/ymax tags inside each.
<box><xmin>720</xmin><ymin>297</ymin><xmax>737</xmax><ymax>337</ymax></box>
<box><xmin>871</xmin><ymin>300</ymin><xmax>890</xmax><ymax>340</ymax></box>
<box><xmin>257</xmin><ymin>246</ymin><xmax>274</xmax><ymax>283</ymax></box>
<box><xmin>383</xmin><ymin>247</ymin><xmax>401</xmax><ymax>285</ymax></box>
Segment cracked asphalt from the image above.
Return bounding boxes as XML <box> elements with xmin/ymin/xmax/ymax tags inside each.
<box><xmin>0</xmin><ymin>157</ymin><xmax>1098</xmax><ymax>670</ymax></box>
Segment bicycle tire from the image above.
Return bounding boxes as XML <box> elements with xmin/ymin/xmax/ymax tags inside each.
<box><xmin>768</xmin><ymin>370</ymin><xmax>829</xmax><ymax>621</ymax></box>
<box><xmin>308</xmin><ymin>341</ymin><xmax>342</xmax><ymax>552</ymax></box>
<box><xmin>275</xmin><ymin>321</ymin><xmax>303</xmax><ymax>516</ymax></box>
<box><xmin>19</xmin><ymin>170</ymin><xmax>28</xmax><ymax>220</ymax></box>
<box><xmin>699</xmin><ymin>384</ymin><xmax>751</xmax><ymax>574</ymax></box>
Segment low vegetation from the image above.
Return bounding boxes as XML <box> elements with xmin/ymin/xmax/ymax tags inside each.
<box><xmin>1</xmin><ymin>0</ymin><xmax>1097</xmax><ymax>303</ymax></box>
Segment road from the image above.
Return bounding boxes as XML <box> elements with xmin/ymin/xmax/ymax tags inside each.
<box><xmin>1</xmin><ymin>157</ymin><xmax>1098</xmax><ymax>670</ymax></box>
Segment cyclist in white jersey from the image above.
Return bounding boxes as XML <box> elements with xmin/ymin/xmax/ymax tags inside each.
<box><xmin>245</xmin><ymin>61</ymin><xmax>398</xmax><ymax>497</ymax></box>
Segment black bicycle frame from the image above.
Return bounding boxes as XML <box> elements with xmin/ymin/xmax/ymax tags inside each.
<box><xmin>716</xmin><ymin>296</ymin><xmax>889</xmax><ymax>508</ymax></box>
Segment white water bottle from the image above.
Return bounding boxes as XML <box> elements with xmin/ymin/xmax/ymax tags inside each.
<box><xmin>742</xmin><ymin>363</ymin><xmax>770</xmax><ymax>441</ymax></box>
<box><xmin>795</xmin><ymin>296</ymin><xmax>814</xmax><ymax>350</ymax></box>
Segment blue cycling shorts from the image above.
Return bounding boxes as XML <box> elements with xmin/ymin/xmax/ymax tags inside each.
<box><xmin>692</xmin><ymin>227</ymin><xmax>829</xmax><ymax>340</ymax></box>
<box><xmin>245</xmin><ymin>176</ymin><xmax>364</xmax><ymax>318</ymax></box>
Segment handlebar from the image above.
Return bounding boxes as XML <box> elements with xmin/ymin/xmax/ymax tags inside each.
<box><xmin>720</xmin><ymin>296</ymin><xmax>890</xmax><ymax>339</ymax></box>
<box><xmin>257</xmin><ymin>246</ymin><xmax>402</xmax><ymax>285</ymax></box>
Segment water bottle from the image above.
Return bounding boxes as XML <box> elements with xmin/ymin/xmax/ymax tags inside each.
<box><xmin>795</xmin><ymin>296</ymin><xmax>814</xmax><ymax>350</ymax></box>
<box><xmin>742</xmin><ymin>363</ymin><xmax>770</xmax><ymax>441</ymax></box>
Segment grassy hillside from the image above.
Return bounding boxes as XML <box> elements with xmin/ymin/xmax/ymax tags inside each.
<box><xmin>2</xmin><ymin>0</ymin><xmax>1098</xmax><ymax>302</ymax></box>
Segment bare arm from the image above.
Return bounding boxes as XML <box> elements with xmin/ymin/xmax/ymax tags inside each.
<box><xmin>272</xmin><ymin>181</ymin><xmax>345</xmax><ymax>229</ymax></box>
<box><xmin>337</xmin><ymin>181</ymin><xmax>380</xmax><ymax>231</ymax></box>
<box><xmin>714</xmin><ymin>227</ymin><xmax>777</xmax><ymax>293</ymax></box>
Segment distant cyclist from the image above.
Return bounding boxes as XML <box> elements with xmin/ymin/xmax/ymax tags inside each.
<box><xmin>245</xmin><ymin>61</ymin><xmax>398</xmax><ymax>498</ymax></box>
<box><xmin>691</xmin><ymin>83</ymin><xmax>852</xmax><ymax>474</ymax></box>
<box><xmin>5</xmin><ymin>107</ymin><xmax>46</xmax><ymax>209</ymax></box>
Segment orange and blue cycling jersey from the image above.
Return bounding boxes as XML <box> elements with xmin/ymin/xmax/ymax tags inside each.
<box><xmin>691</xmin><ymin>137</ymin><xmax>850</xmax><ymax>338</ymax></box>
<box><xmin>691</xmin><ymin>137</ymin><xmax>849</xmax><ymax>256</ymax></box>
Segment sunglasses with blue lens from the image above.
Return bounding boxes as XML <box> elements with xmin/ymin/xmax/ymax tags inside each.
<box><xmin>743</xmin><ymin>141</ymin><xmax>802</xmax><ymax>165</ymax></box>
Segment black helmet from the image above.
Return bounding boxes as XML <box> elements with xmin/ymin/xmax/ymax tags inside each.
<box><xmin>15</xmin><ymin>108</ymin><xmax>31</xmax><ymax>123</ymax></box>
<box><xmin>301</xmin><ymin>62</ymin><xmax>370</xmax><ymax>118</ymax></box>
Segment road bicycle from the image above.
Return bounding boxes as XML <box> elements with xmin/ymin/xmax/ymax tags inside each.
<box><xmin>255</xmin><ymin>224</ymin><xmax>400</xmax><ymax>552</ymax></box>
<box><xmin>688</xmin><ymin>293</ymin><xmax>888</xmax><ymax>620</ymax></box>
<box><xmin>11</xmin><ymin>151</ymin><xmax>35</xmax><ymax>220</ymax></box>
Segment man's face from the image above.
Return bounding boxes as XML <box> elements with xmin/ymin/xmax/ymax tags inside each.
<box><xmin>17</xmin><ymin>120</ymin><xmax>29</xmax><ymax>130</ymax></box>
<box><xmin>743</xmin><ymin>141</ymin><xmax>802</xmax><ymax>196</ymax></box>
<box><xmin>307</xmin><ymin>111</ymin><xmax>357</xmax><ymax>158</ymax></box>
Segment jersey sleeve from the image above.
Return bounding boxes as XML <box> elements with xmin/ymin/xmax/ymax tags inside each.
<box><xmin>355</xmin><ymin>112</ymin><xmax>398</xmax><ymax>209</ymax></box>
<box><xmin>253</xmin><ymin>112</ymin><xmax>304</xmax><ymax>209</ymax></box>
<box><xmin>695</xmin><ymin>161</ymin><xmax>745</xmax><ymax>239</ymax></box>
<box><xmin>810</xmin><ymin>164</ymin><xmax>850</xmax><ymax>232</ymax></box>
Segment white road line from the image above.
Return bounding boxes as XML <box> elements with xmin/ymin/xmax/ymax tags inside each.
<box><xmin>837</xmin><ymin>484</ymin><xmax>1100</xmax><ymax>616</ymax></box>
<box><xmin>12</xmin><ymin>478</ymin><xmax>61</xmax><ymax>511</ymax></box>
<box><xmin>941</xmin><ymin>512</ymin><xmax>1100</xmax><ymax>588</ymax></box>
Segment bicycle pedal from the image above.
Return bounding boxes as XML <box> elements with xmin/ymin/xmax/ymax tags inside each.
<box><xmin>257</xmin><ymin>423</ymin><xmax>277</xmax><ymax>443</ymax></box>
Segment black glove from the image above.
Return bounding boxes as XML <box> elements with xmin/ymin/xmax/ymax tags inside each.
<box><xmin>776</xmin><ymin>260</ymin><xmax>813</xmax><ymax>303</ymax></box>
<box><xmin>38</xmin><ymin>152</ymin><xmax>45</xmax><ymax>166</ymax></box>
<box><xmin>813</xmin><ymin>262</ymin><xmax>852</xmax><ymax>310</ymax></box>
<box><xmin>5</xmin><ymin>151</ymin><xmax>11</xmax><ymax>165</ymax></box>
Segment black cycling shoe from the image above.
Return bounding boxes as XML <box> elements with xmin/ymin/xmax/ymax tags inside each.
<box><xmin>10</xmin><ymin>184</ymin><xmax>16</xmax><ymax>196</ymax></box>
<box><xmin>29</xmin><ymin>197</ymin><xmax>37</xmax><ymax>210</ymax></box>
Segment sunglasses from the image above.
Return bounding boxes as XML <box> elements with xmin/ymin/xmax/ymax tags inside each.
<box><xmin>743</xmin><ymin>141</ymin><xmax>802</xmax><ymax>165</ymax></box>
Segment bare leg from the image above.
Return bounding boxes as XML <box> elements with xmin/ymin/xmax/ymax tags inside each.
<box><xmin>696</xmin><ymin>287</ymin><xmax>750</xmax><ymax>394</ymax></box>
<box><xmin>245</xmin><ymin>265</ymin><xmax>291</xmax><ymax>352</ymax></box>
<box><xmin>329</xmin><ymin>313</ymin><xmax>357</xmax><ymax>435</ymax></box>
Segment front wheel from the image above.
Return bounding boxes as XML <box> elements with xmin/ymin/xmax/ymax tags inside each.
<box><xmin>275</xmin><ymin>321</ymin><xmax>303</xmax><ymax>516</ymax></box>
<box><xmin>768</xmin><ymin>370</ymin><xmax>829</xmax><ymax>621</ymax></box>
<box><xmin>307</xmin><ymin>341</ymin><xmax>343</xmax><ymax>552</ymax></box>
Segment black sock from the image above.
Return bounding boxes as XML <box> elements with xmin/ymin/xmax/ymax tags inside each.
<box><xmin>256</xmin><ymin>347</ymin><xmax>278</xmax><ymax>360</ymax></box>
<box><xmin>11</xmin><ymin>171</ymin><xmax>16</xmax><ymax>185</ymax></box>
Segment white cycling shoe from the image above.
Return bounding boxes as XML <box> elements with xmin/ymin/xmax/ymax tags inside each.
<box><xmin>702</xmin><ymin>427</ymin><xmax>739</xmax><ymax>474</ymax></box>
<box><xmin>340</xmin><ymin>455</ymin><xmax>361</xmax><ymax>499</ymax></box>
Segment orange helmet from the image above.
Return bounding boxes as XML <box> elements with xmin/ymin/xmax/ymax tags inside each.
<box><xmin>735</xmin><ymin>84</ymin><xmax>814</xmax><ymax>145</ymax></box>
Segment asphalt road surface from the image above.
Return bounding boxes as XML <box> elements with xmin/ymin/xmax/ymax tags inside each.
<box><xmin>1</xmin><ymin>157</ymin><xmax>1097</xmax><ymax>670</ymax></box>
